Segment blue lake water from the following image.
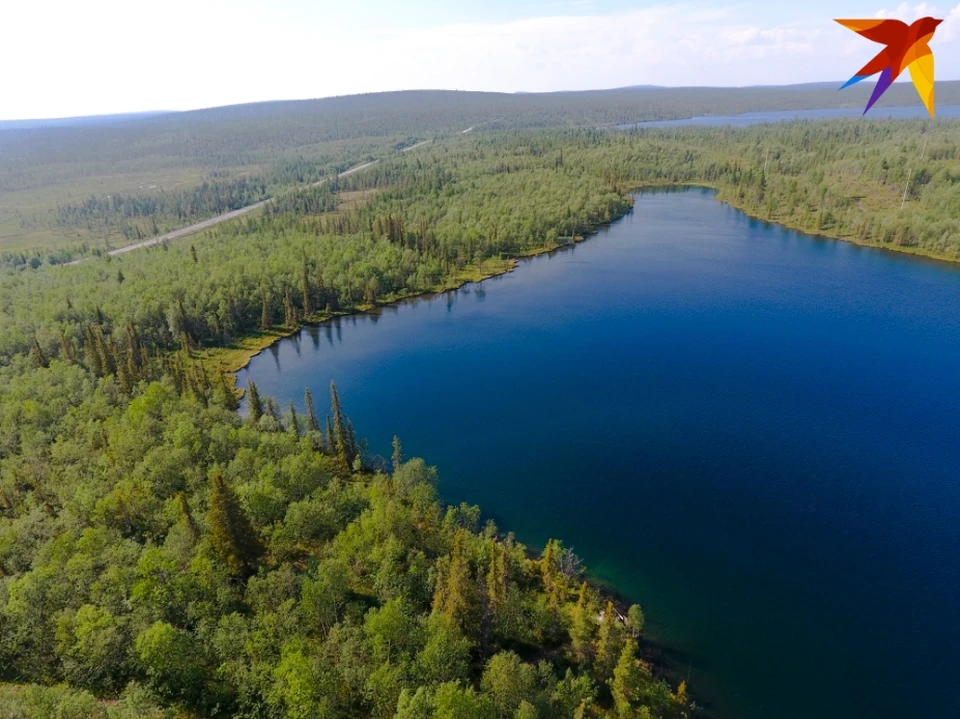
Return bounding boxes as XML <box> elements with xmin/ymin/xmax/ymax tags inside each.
<box><xmin>620</xmin><ymin>103</ymin><xmax>960</xmax><ymax>128</ymax></box>
<box><xmin>239</xmin><ymin>188</ymin><xmax>960</xmax><ymax>719</ymax></box>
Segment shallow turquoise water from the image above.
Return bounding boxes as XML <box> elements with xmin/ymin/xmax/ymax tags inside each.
<box><xmin>240</xmin><ymin>188</ymin><xmax>960</xmax><ymax>719</ymax></box>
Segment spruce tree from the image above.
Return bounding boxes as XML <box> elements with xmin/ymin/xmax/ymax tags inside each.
<box><xmin>304</xmin><ymin>388</ymin><xmax>320</xmax><ymax>432</ymax></box>
<box><xmin>260</xmin><ymin>289</ymin><xmax>270</xmax><ymax>330</ymax></box>
<box><xmin>84</xmin><ymin>326</ymin><xmax>102</xmax><ymax>375</ymax></box>
<box><xmin>325</xmin><ymin>417</ymin><xmax>335</xmax><ymax>453</ymax></box>
<box><xmin>207</xmin><ymin>472</ymin><xmax>264</xmax><ymax>578</ymax></box>
<box><xmin>264</xmin><ymin>397</ymin><xmax>282</xmax><ymax>425</ymax></box>
<box><xmin>301</xmin><ymin>258</ymin><xmax>313</xmax><ymax>315</ymax></box>
<box><xmin>287</xmin><ymin>400</ymin><xmax>301</xmax><ymax>438</ymax></box>
<box><xmin>246</xmin><ymin>380</ymin><xmax>263</xmax><ymax>423</ymax></box>
<box><xmin>329</xmin><ymin>382</ymin><xmax>356</xmax><ymax>469</ymax></box>
<box><xmin>283</xmin><ymin>289</ymin><xmax>296</xmax><ymax>328</ymax></box>
<box><xmin>219</xmin><ymin>368</ymin><xmax>239</xmax><ymax>411</ymax></box>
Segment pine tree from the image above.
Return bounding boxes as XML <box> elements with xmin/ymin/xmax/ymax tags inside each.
<box><xmin>304</xmin><ymin>388</ymin><xmax>320</xmax><ymax>432</ymax></box>
<box><xmin>207</xmin><ymin>472</ymin><xmax>264</xmax><ymax>578</ymax></box>
<box><xmin>246</xmin><ymin>380</ymin><xmax>263</xmax><ymax>423</ymax></box>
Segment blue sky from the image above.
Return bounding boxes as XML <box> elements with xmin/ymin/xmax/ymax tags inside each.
<box><xmin>2</xmin><ymin>1</ymin><xmax>958</xmax><ymax>119</ymax></box>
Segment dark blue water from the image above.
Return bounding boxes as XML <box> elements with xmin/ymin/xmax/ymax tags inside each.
<box><xmin>619</xmin><ymin>103</ymin><xmax>960</xmax><ymax>128</ymax></box>
<box><xmin>239</xmin><ymin>188</ymin><xmax>960</xmax><ymax>719</ymax></box>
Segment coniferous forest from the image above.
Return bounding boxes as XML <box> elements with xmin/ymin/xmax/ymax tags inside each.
<box><xmin>2</xmin><ymin>87</ymin><xmax>960</xmax><ymax>719</ymax></box>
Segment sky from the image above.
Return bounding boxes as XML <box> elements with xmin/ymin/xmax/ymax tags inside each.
<box><xmin>2</xmin><ymin>1</ymin><xmax>959</xmax><ymax>119</ymax></box>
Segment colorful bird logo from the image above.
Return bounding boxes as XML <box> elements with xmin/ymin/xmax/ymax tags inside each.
<box><xmin>835</xmin><ymin>16</ymin><xmax>942</xmax><ymax>117</ymax></box>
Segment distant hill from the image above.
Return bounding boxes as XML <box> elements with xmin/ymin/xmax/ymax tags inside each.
<box><xmin>6</xmin><ymin>81</ymin><xmax>960</xmax><ymax>132</ymax></box>
<box><xmin>3</xmin><ymin>81</ymin><xmax>959</xmax><ymax>251</ymax></box>
<box><xmin>0</xmin><ymin>111</ymin><xmax>173</xmax><ymax>131</ymax></box>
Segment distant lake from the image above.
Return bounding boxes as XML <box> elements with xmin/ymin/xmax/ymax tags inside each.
<box><xmin>240</xmin><ymin>188</ymin><xmax>960</xmax><ymax>719</ymax></box>
<box><xmin>619</xmin><ymin>103</ymin><xmax>960</xmax><ymax>128</ymax></box>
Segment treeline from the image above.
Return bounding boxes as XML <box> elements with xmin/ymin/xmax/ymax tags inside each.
<box><xmin>5</xmin><ymin>120</ymin><xmax>960</xmax><ymax>370</ymax></box>
<box><xmin>0</xmin><ymin>133</ymin><xmax>639</xmax><ymax>367</ymax></box>
<box><xmin>7</xmin><ymin>84</ymin><xmax>960</xmax><ymax>189</ymax></box>
<box><xmin>264</xmin><ymin>182</ymin><xmax>340</xmax><ymax>218</ymax></box>
<box><xmin>54</xmin><ymin>177</ymin><xmax>270</xmax><ymax>240</ymax></box>
<box><xmin>613</xmin><ymin>120</ymin><xmax>960</xmax><ymax>255</ymax></box>
<box><xmin>0</xmin><ymin>352</ymin><xmax>689</xmax><ymax>718</ymax></box>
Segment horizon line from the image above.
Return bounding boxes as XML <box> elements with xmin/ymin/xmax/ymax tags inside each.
<box><xmin>3</xmin><ymin>79</ymin><xmax>958</xmax><ymax>124</ymax></box>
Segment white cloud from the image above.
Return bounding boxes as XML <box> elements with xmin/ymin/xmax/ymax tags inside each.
<box><xmin>1</xmin><ymin>1</ymin><xmax>959</xmax><ymax>119</ymax></box>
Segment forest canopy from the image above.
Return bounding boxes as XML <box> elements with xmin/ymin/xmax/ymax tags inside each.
<box><xmin>2</xmin><ymin>87</ymin><xmax>960</xmax><ymax>719</ymax></box>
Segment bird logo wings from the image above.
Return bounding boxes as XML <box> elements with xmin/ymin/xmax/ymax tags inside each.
<box><xmin>835</xmin><ymin>16</ymin><xmax>942</xmax><ymax>117</ymax></box>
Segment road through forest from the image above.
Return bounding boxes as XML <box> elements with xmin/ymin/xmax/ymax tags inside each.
<box><xmin>66</xmin><ymin>135</ymin><xmax>446</xmax><ymax>264</ymax></box>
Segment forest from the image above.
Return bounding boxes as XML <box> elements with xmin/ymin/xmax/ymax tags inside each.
<box><xmin>4</xmin><ymin>82</ymin><xmax>960</xmax><ymax>251</ymax></box>
<box><xmin>0</xmin><ymin>360</ymin><xmax>686</xmax><ymax>719</ymax></box>
<box><xmin>2</xmin><ymin>89</ymin><xmax>960</xmax><ymax>718</ymax></box>
<box><xmin>1</xmin><ymin>120</ymin><xmax>959</xmax><ymax>369</ymax></box>
<box><xmin>0</xmin><ymin>121</ymin><xmax>711</xmax><ymax>719</ymax></box>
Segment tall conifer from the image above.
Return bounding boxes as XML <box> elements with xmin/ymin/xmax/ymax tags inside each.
<box><xmin>207</xmin><ymin>472</ymin><xmax>264</xmax><ymax>578</ymax></box>
<box><xmin>304</xmin><ymin>388</ymin><xmax>320</xmax><ymax>432</ymax></box>
<box><xmin>246</xmin><ymin>380</ymin><xmax>263</xmax><ymax>423</ymax></box>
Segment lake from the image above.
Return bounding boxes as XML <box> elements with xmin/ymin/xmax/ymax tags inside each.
<box><xmin>239</xmin><ymin>188</ymin><xmax>960</xmax><ymax>719</ymax></box>
<box><xmin>618</xmin><ymin>103</ymin><xmax>960</xmax><ymax>128</ymax></box>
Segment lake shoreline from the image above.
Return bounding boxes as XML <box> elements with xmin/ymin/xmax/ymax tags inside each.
<box><xmin>632</xmin><ymin>181</ymin><xmax>960</xmax><ymax>267</ymax></box>
<box><xmin>209</xmin><ymin>182</ymin><xmax>960</xmax><ymax>389</ymax></box>
<box><xmin>202</xmin><ymin>211</ymin><xmax>635</xmax><ymax>382</ymax></box>
<box><xmin>235</xmin><ymin>186</ymin><xmax>960</xmax><ymax>719</ymax></box>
